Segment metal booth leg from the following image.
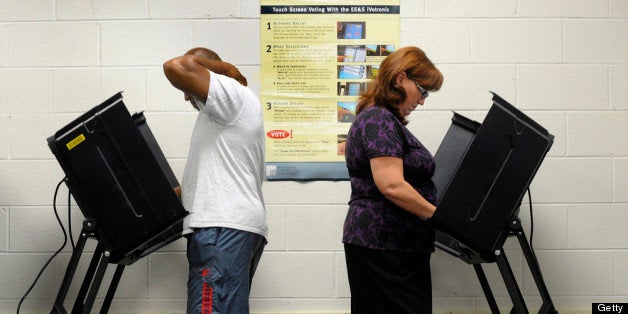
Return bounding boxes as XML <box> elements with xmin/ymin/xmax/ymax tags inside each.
<box><xmin>494</xmin><ymin>248</ymin><xmax>528</xmax><ymax>314</ymax></box>
<box><xmin>514</xmin><ymin>227</ymin><xmax>558</xmax><ymax>313</ymax></box>
<box><xmin>100</xmin><ymin>264</ymin><xmax>126</xmax><ymax>313</ymax></box>
<box><xmin>51</xmin><ymin>220</ymin><xmax>94</xmax><ymax>314</ymax></box>
<box><xmin>51</xmin><ymin>218</ymin><xmax>125</xmax><ymax>314</ymax></box>
<box><xmin>473</xmin><ymin>264</ymin><xmax>500</xmax><ymax>314</ymax></box>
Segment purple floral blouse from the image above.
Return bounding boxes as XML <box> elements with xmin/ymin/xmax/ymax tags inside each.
<box><xmin>343</xmin><ymin>106</ymin><xmax>436</xmax><ymax>252</ymax></box>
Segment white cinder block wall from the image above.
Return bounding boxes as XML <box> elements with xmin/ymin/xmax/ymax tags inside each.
<box><xmin>1</xmin><ymin>0</ymin><xmax>626</xmax><ymax>313</ymax></box>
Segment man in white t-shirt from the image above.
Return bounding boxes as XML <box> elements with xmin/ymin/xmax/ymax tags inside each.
<box><xmin>163</xmin><ymin>47</ymin><xmax>267</xmax><ymax>314</ymax></box>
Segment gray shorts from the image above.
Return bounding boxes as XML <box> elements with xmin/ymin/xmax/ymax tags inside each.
<box><xmin>186</xmin><ymin>227</ymin><xmax>266</xmax><ymax>314</ymax></box>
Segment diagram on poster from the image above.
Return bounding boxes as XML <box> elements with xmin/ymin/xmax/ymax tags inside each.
<box><xmin>261</xmin><ymin>0</ymin><xmax>399</xmax><ymax>180</ymax></box>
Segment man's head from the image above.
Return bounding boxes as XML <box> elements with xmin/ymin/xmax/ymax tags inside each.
<box><xmin>185</xmin><ymin>47</ymin><xmax>221</xmax><ymax>61</ymax></box>
<box><xmin>182</xmin><ymin>48</ymin><xmax>222</xmax><ymax>107</ymax></box>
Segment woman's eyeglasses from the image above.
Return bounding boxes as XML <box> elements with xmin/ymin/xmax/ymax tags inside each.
<box><xmin>415</xmin><ymin>83</ymin><xmax>429</xmax><ymax>99</ymax></box>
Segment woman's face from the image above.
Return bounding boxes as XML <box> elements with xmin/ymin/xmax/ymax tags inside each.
<box><xmin>396</xmin><ymin>72</ymin><xmax>427</xmax><ymax>117</ymax></box>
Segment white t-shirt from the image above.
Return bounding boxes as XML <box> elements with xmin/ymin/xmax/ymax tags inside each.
<box><xmin>181</xmin><ymin>71</ymin><xmax>267</xmax><ymax>238</ymax></box>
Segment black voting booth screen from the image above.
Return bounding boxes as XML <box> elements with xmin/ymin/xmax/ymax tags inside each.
<box><xmin>47</xmin><ymin>92</ymin><xmax>187</xmax><ymax>265</ymax></box>
<box><xmin>431</xmin><ymin>92</ymin><xmax>553</xmax><ymax>263</ymax></box>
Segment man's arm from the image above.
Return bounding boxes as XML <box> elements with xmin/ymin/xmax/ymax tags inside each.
<box><xmin>163</xmin><ymin>55</ymin><xmax>247</xmax><ymax>102</ymax></box>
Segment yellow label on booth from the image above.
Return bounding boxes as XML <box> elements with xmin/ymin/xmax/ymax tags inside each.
<box><xmin>66</xmin><ymin>134</ymin><xmax>86</xmax><ymax>150</ymax></box>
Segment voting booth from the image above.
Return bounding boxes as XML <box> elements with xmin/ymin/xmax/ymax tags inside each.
<box><xmin>47</xmin><ymin>93</ymin><xmax>187</xmax><ymax>313</ymax></box>
<box><xmin>430</xmin><ymin>92</ymin><xmax>557</xmax><ymax>313</ymax></box>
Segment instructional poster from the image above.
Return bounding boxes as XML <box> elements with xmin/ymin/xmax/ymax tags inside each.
<box><xmin>260</xmin><ymin>0</ymin><xmax>400</xmax><ymax>180</ymax></box>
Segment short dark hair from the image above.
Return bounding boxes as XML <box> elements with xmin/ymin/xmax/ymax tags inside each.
<box><xmin>185</xmin><ymin>47</ymin><xmax>222</xmax><ymax>61</ymax></box>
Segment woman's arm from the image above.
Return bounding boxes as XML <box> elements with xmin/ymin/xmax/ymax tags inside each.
<box><xmin>370</xmin><ymin>156</ymin><xmax>436</xmax><ymax>219</ymax></box>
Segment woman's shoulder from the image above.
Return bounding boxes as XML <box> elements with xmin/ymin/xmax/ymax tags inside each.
<box><xmin>352</xmin><ymin>106</ymin><xmax>403</xmax><ymax>137</ymax></box>
<box><xmin>359</xmin><ymin>106</ymin><xmax>395</xmax><ymax>121</ymax></box>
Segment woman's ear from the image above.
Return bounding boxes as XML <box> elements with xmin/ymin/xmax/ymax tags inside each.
<box><xmin>395</xmin><ymin>71</ymin><xmax>406</xmax><ymax>85</ymax></box>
